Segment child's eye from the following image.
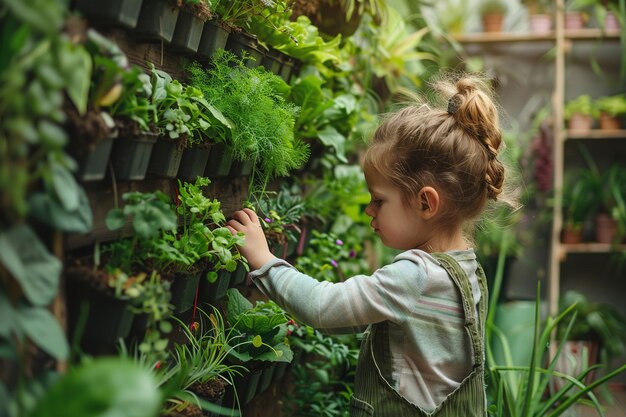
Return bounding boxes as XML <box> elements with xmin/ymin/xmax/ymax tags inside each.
<box><xmin>371</xmin><ymin>199</ymin><xmax>383</xmax><ymax>207</ymax></box>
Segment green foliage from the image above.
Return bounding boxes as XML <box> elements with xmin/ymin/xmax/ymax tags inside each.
<box><xmin>285</xmin><ymin>324</ymin><xmax>359</xmax><ymax>417</ymax></box>
<box><xmin>564</xmin><ymin>94</ymin><xmax>598</xmax><ymax>120</ymax></box>
<box><xmin>595</xmin><ymin>93</ymin><xmax>626</xmax><ymax>117</ymax></box>
<box><xmin>558</xmin><ymin>290</ymin><xmax>626</xmax><ymax>365</ymax></box>
<box><xmin>149</xmin><ymin>65</ymin><xmax>230</xmax><ymax>145</ymax></box>
<box><xmin>212</xmin><ymin>0</ymin><xmax>282</xmax><ymax>29</ymax></box>
<box><xmin>225</xmin><ymin>288</ymin><xmax>293</xmax><ymax>363</ymax></box>
<box><xmin>480</xmin><ymin>0</ymin><xmax>508</xmax><ymax>14</ymax></box>
<box><xmin>29</xmin><ymin>357</ymin><xmax>162</xmax><ymax>417</ymax></box>
<box><xmin>186</xmin><ymin>50</ymin><xmax>309</xmax><ymax>191</ymax></box>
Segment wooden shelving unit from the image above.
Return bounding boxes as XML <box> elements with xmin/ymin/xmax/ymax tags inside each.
<box><xmin>451</xmin><ymin>4</ymin><xmax>624</xmax><ymax>318</ymax></box>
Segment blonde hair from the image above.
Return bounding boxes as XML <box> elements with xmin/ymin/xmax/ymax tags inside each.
<box><xmin>363</xmin><ymin>74</ymin><xmax>509</xmax><ymax>228</ymax></box>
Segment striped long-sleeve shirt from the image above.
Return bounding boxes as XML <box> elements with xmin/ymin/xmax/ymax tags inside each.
<box><xmin>250</xmin><ymin>248</ymin><xmax>483</xmax><ymax>412</ymax></box>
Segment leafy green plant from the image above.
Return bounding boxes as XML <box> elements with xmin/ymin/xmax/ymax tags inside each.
<box><xmin>595</xmin><ymin>93</ymin><xmax>626</xmax><ymax>117</ymax></box>
<box><xmin>561</xmin><ymin>168</ymin><xmax>599</xmax><ymax>234</ymax></box>
<box><xmin>285</xmin><ymin>323</ymin><xmax>359</xmax><ymax>417</ymax></box>
<box><xmin>564</xmin><ymin>94</ymin><xmax>598</xmax><ymax>120</ymax></box>
<box><xmin>480</xmin><ymin>0</ymin><xmax>508</xmax><ymax>14</ymax></box>
<box><xmin>150</xmin><ymin>177</ymin><xmax>246</xmax><ymax>281</ymax></box>
<box><xmin>212</xmin><ymin>0</ymin><xmax>281</xmax><ymax>30</ymax></box>
<box><xmin>187</xmin><ymin>49</ymin><xmax>309</xmax><ymax>191</ymax></box>
<box><xmin>225</xmin><ymin>288</ymin><xmax>293</xmax><ymax>364</ymax></box>
<box><xmin>149</xmin><ymin>65</ymin><xmax>230</xmax><ymax>146</ymax></box>
<box><xmin>557</xmin><ymin>290</ymin><xmax>626</xmax><ymax>367</ymax></box>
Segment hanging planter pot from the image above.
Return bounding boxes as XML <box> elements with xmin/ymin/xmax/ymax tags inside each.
<box><xmin>110</xmin><ymin>131</ymin><xmax>158</xmax><ymax>180</ymax></box>
<box><xmin>278</xmin><ymin>54</ymin><xmax>295</xmax><ymax>83</ymax></box>
<box><xmin>226</xmin><ymin>31</ymin><xmax>264</xmax><ymax>68</ymax></box>
<box><xmin>197</xmin><ymin>18</ymin><xmax>230</xmax><ymax>59</ymax></box>
<box><xmin>204</xmin><ymin>142</ymin><xmax>234</xmax><ymax>178</ymax></box>
<box><xmin>177</xmin><ymin>144</ymin><xmax>211</xmax><ymax>181</ymax></box>
<box><xmin>135</xmin><ymin>0</ymin><xmax>180</xmax><ymax>42</ymax></box>
<box><xmin>169</xmin><ymin>270</ymin><xmax>202</xmax><ymax>314</ymax></box>
<box><xmin>147</xmin><ymin>137</ymin><xmax>185</xmax><ymax>178</ymax></box>
<box><xmin>228</xmin><ymin>262</ymin><xmax>248</xmax><ymax>288</ymax></box>
<box><xmin>199</xmin><ymin>269</ymin><xmax>232</xmax><ymax>304</ymax></box>
<box><xmin>224</xmin><ymin>370</ymin><xmax>262</xmax><ymax>407</ymax></box>
<box><xmin>170</xmin><ymin>9</ymin><xmax>204</xmax><ymax>53</ymax></box>
<box><xmin>75</xmin><ymin>0</ymin><xmax>144</xmax><ymax>29</ymax></box>
<box><xmin>75</xmin><ymin>129</ymin><xmax>118</xmax><ymax>182</ymax></box>
<box><xmin>228</xmin><ymin>158</ymin><xmax>254</xmax><ymax>177</ymax></box>
<box><xmin>262</xmin><ymin>47</ymin><xmax>282</xmax><ymax>75</ymax></box>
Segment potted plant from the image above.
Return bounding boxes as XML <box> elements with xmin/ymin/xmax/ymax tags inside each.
<box><xmin>564</xmin><ymin>94</ymin><xmax>597</xmax><ymax>132</ymax></box>
<box><xmin>555</xmin><ymin>290</ymin><xmax>626</xmax><ymax>392</ymax></box>
<box><xmin>594</xmin><ymin>93</ymin><xmax>626</xmax><ymax>130</ymax></box>
<box><xmin>522</xmin><ymin>0</ymin><xmax>553</xmax><ymax>33</ymax></box>
<box><xmin>223</xmin><ymin>289</ymin><xmax>294</xmax><ymax>406</ymax></box>
<box><xmin>594</xmin><ymin>162</ymin><xmax>626</xmax><ymax>244</ymax></box>
<box><xmin>187</xmin><ymin>50</ymin><xmax>309</xmax><ymax>191</ymax></box>
<box><xmin>480</xmin><ymin>0</ymin><xmax>508</xmax><ymax>33</ymax></box>
<box><xmin>560</xmin><ymin>166</ymin><xmax>600</xmax><ymax>243</ymax></box>
<box><xmin>161</xmin><ymin>307</ymin><xmax>245</xmax><ymax>416</ymax></box>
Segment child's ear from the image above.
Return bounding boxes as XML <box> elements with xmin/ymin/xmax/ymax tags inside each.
<box><xmin>417</xmin><ymin>186</ymin><xmax>439</xmax><ymax>219</ymax></box>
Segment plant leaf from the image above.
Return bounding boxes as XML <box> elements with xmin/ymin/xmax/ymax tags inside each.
<box><xmin>31</xmin><ymin>357</ymin><xmax>161</xmax><ymax>417</ymax></box>
<box><xmin>0</xmin><ymin>225</ymin><xmax>61</xmax><ymax>306</ymax></box>
<box><xmin>17</xmin><ymin>304</ymin><xmax>68</xmax><ymax>360</ymax></box>
<box><xmin>29</xmin><ymin>187</ymin><xmax>93</xmax><ymax>233</ymax></box>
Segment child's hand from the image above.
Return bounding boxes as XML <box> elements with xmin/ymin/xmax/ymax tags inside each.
<box><xmin>226</xmin><ymin>208</ymin><xmax>276</xmax><ymax>270</ymax></box>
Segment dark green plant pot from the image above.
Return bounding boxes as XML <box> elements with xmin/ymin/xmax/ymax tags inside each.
<box><xmin>197</xmin><ymin>18</ymin><xmax>230</xmax><ymax>59</ymax></box>
<box><xmin>228</xmin><ymin>263</ymin><xmax>248</xmax><ymax>287</ymax></box>
<box><xmin>135</xmin><ymin>0</ymin><xmax>180</xmax><ymax>42</ymax></box>
<box><xmin>226</xmin><ymin>31</ymin><xmax>264</xmax><ymax>68</ymax></box>
<box><xmin>279</xmin><ymin>54</ymin><xmax>295</xmax><ymax>83</ymax></box>
<box><xmin>170</xmin><ymin>9</ymin><xmax>204</xmax><ymax>53</ymax></box>
<box><xmin>79</xmin><ymin>286</ymin><xmax>135</xmax><ymax>344</ymax></box>
<box><xmin>262</xmin><ymin>48</ymin><xmax>282</xmax><ymax>75</ymax></box>
<box><xmin>272</xmin><ymin>361</ymin><xmax>289</xmax><ymax>383</ymax></box>
<box><xmin>177</xmin><ymin>145</ymin><xmax>211</xmax><ymax>181</ymax></box>
<box><xmin>169</xmin><ymin>271</ymin><xmax>202</xmax><ymax>314</ymax></box>
<box><xmin>225</xmin><ymin>370</ymin><xmax>262</xmax><ymax>407</ymax></box>
<box><xmin>147</xmin><ymin>137</ymin><xmax>184</xmax><ymax>178</ymax></box>
<box><xmin>75</xmin><ymin>132</ymin><xmax>117</xmax><ymax>182</ymax></box>
<box><xmin>199</xmin><ymin>269</ymin><xmax>231</xmax><ymax>304</ymax></box>
<box><xmin>257</xmin><ymin>363</ymin><xmax>276</xmax><ymax>394</ymax></box>
<box><xmin>75</xmin><ymin>0</ymin><xmax>144</xmax><ymax>28</ymax></box>
<box><xmin>110</xmin><ymin>132</ymin><xmax>157</xmax><ymax>180</ymax></box>
<box><xmin>228</xmin><ymin>158</ymin><xmax>254</xmax><ymax>177</ymax></box>
<box><xmin>204</xmin><ymin>142</ymin><xmax>233</xmax><ymax>178</ymax></box>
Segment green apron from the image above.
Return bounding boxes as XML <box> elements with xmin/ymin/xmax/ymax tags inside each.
<box><xmin>350</xmin><ymin>253</ymin><xmax>489</xmax><ymax>417</ymax></box>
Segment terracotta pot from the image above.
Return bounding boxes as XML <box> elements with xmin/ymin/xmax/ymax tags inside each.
<box><xmin>605</xmin><ymin>11</ymin><xmax>620</xmax><ymax>31</ymax></box>
<box><xmin>599</xmin><ymin>112</ymin><xmax>621</xmax><ymax>130</ymax></box>
<box><xmin>595</xmin><ymin>213</ymin><xmax>618</xmax><ymax>244</ymax></box>
<box><xmin>529</xmin><ymin>14</ymin><xmax>552</xmax><ymax>34</ymax></box>
<box><xmin>562</xmin><ymin>226</ymin><xmax>583</xmax><ymax>244</ymax></box>
<box><xmin>482</xmin><ymin>13</ymin><xmax>504</xmax><ymax>33</ymax></box>
<box><xmin>565</xmin><ymin>11</ymin><xmax>585</xmax><ymax>30</ymax></box>
<box><xmin>567</xmin><ymin>113</ymin><xmax>594</xmax><ymax>132</ymax></box>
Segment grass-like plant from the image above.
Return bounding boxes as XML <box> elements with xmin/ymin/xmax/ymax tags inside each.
<box><xmin>187</xmin><ymin>50</ymin><xmax>309</xmax><ymax>191</ymax></box>
<box><xmin>485</xmin><ymin>244</ymin><xmax>626</xmax><ymax>417</ymax></box>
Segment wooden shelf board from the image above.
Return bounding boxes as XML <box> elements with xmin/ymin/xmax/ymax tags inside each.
<box><xmin>566</xmin><ymin>129</ymin><xmax>626</xmax><ymax>139</ymax></box>
<box><xmin>560</xmin><ymin>242</ymin><xmax>626</xmax><ymax>255</ymax></box>
<box><xmin>453</xmin><ymin>28</ymin><xmax>620</xmax><ymax>44</ymax></box>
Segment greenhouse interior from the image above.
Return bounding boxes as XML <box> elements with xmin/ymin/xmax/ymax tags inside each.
<box><xmin>1</xmin><ymin>0</ymin><xmax>626</xmax><ymax>416</ymax></box>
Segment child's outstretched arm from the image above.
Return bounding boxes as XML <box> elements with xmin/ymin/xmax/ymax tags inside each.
<box><xmin>226</xmin><ymin>208</ymin><xmax>276</xmax><ymax>270</ymax></box>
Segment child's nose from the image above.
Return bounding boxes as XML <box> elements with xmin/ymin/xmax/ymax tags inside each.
<box><xmin>364</xmin><ymin>203</ymin><xmax>374</xmax><ymax>217</ymax></box>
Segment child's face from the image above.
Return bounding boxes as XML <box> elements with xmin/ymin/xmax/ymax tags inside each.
<box><xmin>364</xmin><ymin>170</ymin><xmax>427</xmax><ymax>251</ymax></box>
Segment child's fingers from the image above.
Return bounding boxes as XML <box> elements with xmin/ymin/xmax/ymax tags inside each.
<box><xmin>242</xmin><ymin>208</ymin><xmax>259</xmax><ymax>224</ymax></box>
<box><xmin>231</xmin><ymin>209</ymin><xmax>253</xmax><ymax>226</ymax></box>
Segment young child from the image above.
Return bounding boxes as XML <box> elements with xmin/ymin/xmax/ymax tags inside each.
<box><xmin>227</xmin><ymin>75</ymin><xmax>510</xmax><ymax>416</ymax></box>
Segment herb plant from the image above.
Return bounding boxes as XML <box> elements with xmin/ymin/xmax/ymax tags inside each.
<box><xmin>225</xmin><ymin>288</ymin><xmax>293</xmax><ymax>364</ymax></box>
<box><xmin>187</xmin><ymin>50</ymin><xmax>309</xmax><ymax>191</ymax></box>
